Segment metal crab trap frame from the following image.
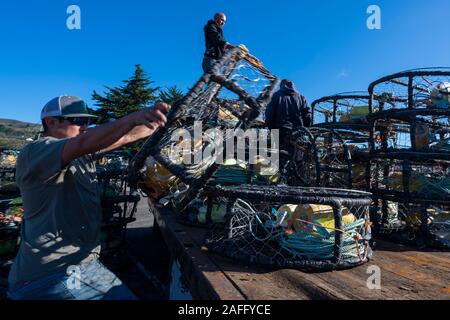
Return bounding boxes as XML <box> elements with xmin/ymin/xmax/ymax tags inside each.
<box><xmin>97</xmin><ymin>162</ymin><xmax>140</xmax><ymax>257</ymax></box>
<box><xmin>367</xmin><ymin>68</ymin><xmax>450</xmax><ymax>249</ymax></box>
<box><xmin>285</xmin><ymin>127</ymin><xmax>353</xmax><ymax>189</ymax></box>
<box><xmin>204</xmin><ymin>185</ymin><xmax>372</xmax><ymax>271</ymax></box>
<box><xmin>312</xmin><ymin>92</ymin><xmax>375</xmax><ymax>190</ymax></box>
<box><xmin>127</xmin><ymin>48</ymin><xmax>279</xmax><ymax>225</ymax></box>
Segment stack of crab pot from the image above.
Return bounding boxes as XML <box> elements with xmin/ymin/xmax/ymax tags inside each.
<box><xmin>311</xmin><ymin>92</ymin><xmax>374</xmax><ymax>190</ymax></box>
<box><xmin>366</xmin><ymin>68</ymin><xmax>450</xmax><ymax>249</ymax></box>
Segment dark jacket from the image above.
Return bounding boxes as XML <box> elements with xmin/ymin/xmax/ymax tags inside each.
<box><xmin>204</xmin><ymin>20</ymin><xmax>227</xmax><ymax>59</ymax></box>
<box><xmin>265</xmin><ymin>81</ymin><xmax>312</xmax><ymax>132</ymax></box>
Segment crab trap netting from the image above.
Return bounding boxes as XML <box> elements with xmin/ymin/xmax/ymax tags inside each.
<box><xmin>368</xmin><ymin>68</ymin><xmax>450</xmax><ymax>153</ymax></box>
<box><xmin>366</xmin><ymin>69</ymin><xmax>450</xmax><ymax>247</ymax></box>
<box><xmin>371</xmin><ymin>200</ymin><xmax>449</xmax><ymax>249</ymax></box>
<box><xmin>369</xmin><ymin>156</ymin><xmax>450</xmax><ymax>202</ymax></box>
<box><xmin>369</xmin><ymin>111</ymin><xmax>450</xmax><ymax>153</ymax></box>
<box><xmin>128</xmin><ymin>48</ymin><xmax>279</xmax><ymax>215</ymax></box>
<box><xmin>203</xmin><ymin>185</ymin><xmax>372</xmax><ymax>271</ymax></box>
<box><xmin>367</xmin><ymin>155</ymin><xmax>450</xmax><ymax>248</ymax></box>
<box><xmin>286</xmin><ymin>127</ymin><xmax>353</xmax><ymax>189</ymax></box>
<box><xmin>369</xmin><ymin>68</ymin><xmax>450</xmax><ymax>112</ymax></box>
<box><xmin>312</xmin><ymin>93</ymin><xmax>376</xmax><ymax>190</ymax></box>
<box><xmin>96</xmin><ymin>154</ymin><xmax>140</xmax><ymax>255</ymax></box>
<box><xmin>313</xmin><ymin>92</ymin><xmax>372</xmax><ymax>126</ymax></box>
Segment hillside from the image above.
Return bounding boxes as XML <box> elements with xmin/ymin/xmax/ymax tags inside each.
<box><xmin>0</xmin><ymin>118</ymin><xmax>42</xmax><ymax>149</ymax></box>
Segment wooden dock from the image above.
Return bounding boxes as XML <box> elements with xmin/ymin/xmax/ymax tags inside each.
<box><xmin>149</xmin><ymin>199</ymin><xmax>450</xmax><ymax>300</ymax></box>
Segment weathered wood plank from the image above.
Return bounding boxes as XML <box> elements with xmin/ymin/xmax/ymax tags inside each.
<box><xmin>150</xmin><ymin>201</ymin><xmax>245</xmax><ymax>300</ymax></box>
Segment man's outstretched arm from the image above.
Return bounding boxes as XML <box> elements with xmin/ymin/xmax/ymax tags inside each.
<box><xmin>98</xmin><ymin>103</ymin><xmax>171</xmax><ymax>154</ymax></box>
<box><xmin>61</xmin><ymin>103</ymin><xmax>169</xmax><ymax>167</ymax></box>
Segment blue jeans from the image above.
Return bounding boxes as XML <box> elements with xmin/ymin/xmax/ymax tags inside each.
<box><xmin>7</xmin><ymin>259</ymin><xmax>137</xmax><ymax>300</ymax></box>
<box><xmin>202</xmin><ymin>56</ymin><xmax>217</xmax><ymax>73</ymax></box>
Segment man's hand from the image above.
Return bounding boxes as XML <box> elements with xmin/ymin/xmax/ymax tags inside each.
<box><xmin>237</xmin><ymin>44</ymin><xmax>249</xmax><ymax>53</ymax></box>
<box><xmin>128</xmin><ymin>102</ymin><xmax>170</xmax><ymax>130</ymax></box>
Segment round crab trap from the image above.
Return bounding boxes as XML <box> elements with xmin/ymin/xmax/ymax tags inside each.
<box><xmin>97</xmin><ymin>167</ymin><xmax>140</xmax><ymax>256</ymax></box>
<box><xmin>128</xmin><ymin>48</ymin><xmax>279</xmax><ymax>215</ymax></box>
<box><xmin>312</xmin><ymin>92</ymin><xmax>376</xmax><ymax>190</ymax></box>
<box><xmin>367</xmin><ymin>68</ymin><xmax>450</xmax><ymax>248</ymax></box>
<box><xmin>286</xmin><ymin>127</ymin><xmax>353</xmax><ymax>189</ymax></box>
<box><xmin>204</xmin><ymin>185</ymin><xmax>373</xmax><ymax>271</ymax></box>
<box><xmin>371</xmin><ymin>200</ymin><xmax>449</xmax><ymax>250</ymax></box>
<box><xmin>368</xmin><ymin>68</ymin><xmax>450</xmax><ymax>154</ymax></box>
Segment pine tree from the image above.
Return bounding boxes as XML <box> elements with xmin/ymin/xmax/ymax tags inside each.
<box><xmin>91</xmin><ymin>64</ymin><xmax>159</xmax><ymax>123</ymax></box>
<box><xmin>158</xmin><ymin>86</ymin><xmax>185</xmax><ymax>106</ymax></box>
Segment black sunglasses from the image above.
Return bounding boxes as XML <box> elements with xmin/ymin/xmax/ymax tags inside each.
<box><xmin>58</xmin><ymin>117</ymin><xmax>95</xmax><ymax>126</ymax></box>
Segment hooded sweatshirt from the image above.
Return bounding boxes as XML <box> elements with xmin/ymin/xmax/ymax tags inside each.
<box><xmin>265</xmin><ymin>81</ymin><xmax>312</xmax><ymax>132</ymax></box>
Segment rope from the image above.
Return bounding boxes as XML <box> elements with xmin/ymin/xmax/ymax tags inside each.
<box><xmin>227</xmin><ymin>198</ymin><xmax>370</xmax><ymax>263</ymax></box>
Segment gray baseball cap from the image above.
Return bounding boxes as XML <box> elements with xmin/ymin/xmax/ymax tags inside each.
<box><xmin>40</xmin><ymin>96</ymin><xmax>98</xmax><ymax>120</ymax></box>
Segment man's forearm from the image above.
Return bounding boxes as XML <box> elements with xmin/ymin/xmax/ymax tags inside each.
<box><xmin>78</xmin><ymin>116</ymin><xmax>135</xmax><ymax>155</ymax></box>
<box><xmin>99</xmin><ymin>124</ymin><xmax>155</xmax><ymax>154</ymax></box>
<box><xmin>61</xmin><ymin>105</ymin><xmax>168</xmax><ymax>167</ymax></box>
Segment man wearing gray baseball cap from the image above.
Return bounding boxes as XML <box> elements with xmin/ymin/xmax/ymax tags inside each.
<box><xmin>7</xmin><ymin>95</ymin><xmax>169</xmax><ymax>300</ymax></box>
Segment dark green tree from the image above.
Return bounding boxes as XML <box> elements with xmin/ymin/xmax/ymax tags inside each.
<box><xmin>91</xmin><ymin>64</ymin><xmax>160</xmax><ymax>154</ymax></box>
<box><xmin>91</xmin><ymin>64</ymin><xmax>160</xmax><ymax>123</ymax></box>
<box><xmin>158</xmin><ymin>86</ymin><xmax>185</xmax><ymax>106</ymax></box>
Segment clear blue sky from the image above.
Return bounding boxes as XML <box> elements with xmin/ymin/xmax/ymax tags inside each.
<box><xmin>1</xmin><ymin>0</ymin><xmax>449</xmax><ymax>123</ymax></box>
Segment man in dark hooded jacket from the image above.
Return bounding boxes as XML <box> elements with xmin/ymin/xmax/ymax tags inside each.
<box><xmin>202</xmin><ymin>13</ymin><xmax>234</xmax><ymax>72</ymax></box>
<box><xmin>265</xmin><ymin>79</ymin><xmax>311</xmax><ymax>144</ymax></box>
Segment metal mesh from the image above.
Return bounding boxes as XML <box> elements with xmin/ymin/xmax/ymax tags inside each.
<box><xmin>204</xmin><ymin>185</ymin><xmax>372</xmax><ymax>271</ymax></box>
<box><xmin>128</xmin><ymin>48</ymin><xmax>279</xmax><ymax>212</ymax></box>
<box><xmin>372</xmin><ymin>200</ymin><xmax>449</xmax><ymax>249</ymax></box>
<box><xmin>370</xmin><ymin>68</ymin><xmax>450</xmax><ymax>111</ymax></box>
<box><xmin>312</xmin><ymin>94</ymin><xmax>375</xmax><ymax>190</ymax></box>
<box><xmin>312</xmin><ymin>92</ymin><xmax>371</xmax><ymax>125</ymax></box>
<box><xmin>367</xmin><ymin>69</ymin><xmax>450</xmax><ymax>249</ymax></box>
<box><xmin>369</xmin><ymin>157</ymin><xmax>450</xmax><ymax>202</ymax></box>
<box><xmin>287</xmin><ymin>128</ymin><xmax>352</xmax><ymax>189</ymax></box>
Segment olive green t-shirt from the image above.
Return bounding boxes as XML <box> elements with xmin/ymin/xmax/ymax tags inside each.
<box><xmin>8</xmin><ymin>136</ymin><xmax>102</xmax><ymax>285</ymax></box>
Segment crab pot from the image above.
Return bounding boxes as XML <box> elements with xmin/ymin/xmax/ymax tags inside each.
<box><xmin>367</xmin><ymin>68</ymin><xmax>450</xmax><ymax>249</ymax></box>
<box><xmin>368</xmin><ymin>154</ymin><xmax>450</xmax><ymax>249</ymax></box>
<box><xmin>312</xmin><ymin>92</ymin><xmax>372</xmax><ymax>148</ymax></box>
<box><xmin>204</xmin><ymin>185</ymin><xmax>372</xmax><ymax>271</ymax></box>
<box><xmin>287</xmin><ymin>127</ymin><xmax>353</xmax><ymax>189</ymax></box>
<box><xmin>371</xmin><ymin>199</ymin><xmax>449</xmax><ymax>250</ymax></box>
<box><xmin>129</xmin><ymin>48</ymin><xmax>279</xmax><ymax>212</ymax></box>
<box><xmin>312</xmin><ymin>93</ymin><xmax>379</xmax><ymax>190</ymax></box>
<box><xmin>173</xmin><ymin>129</ymin><xmax>282</xmax><ymax>228</ymax></box>
<box><xmin>368</xmin><ymin>68</ymin><xmax>450</xmax><ymax>113</ymax></box>
<box><xmin>368</xmin><ymin>153</ymin><xmax>450</xmax><ymax>202</ymax></box>
<box><xmin>96</xmin><ymin>169</ymin><xmax>140</xmax><ymax>256</ymax></box>
<box><xmin>312</xmin><ymin>92</ymin><xmax>372</xmax><ymax>126</ymax></box>
<box><xmin>368</xmin><ymin>68</ymin><xmax>450</xmax><ymax>153</ymax></box>
<box><xmin>368</xmin><ymin>109</ymin><xmax>450</xmax><ymax>153</ymax></box>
